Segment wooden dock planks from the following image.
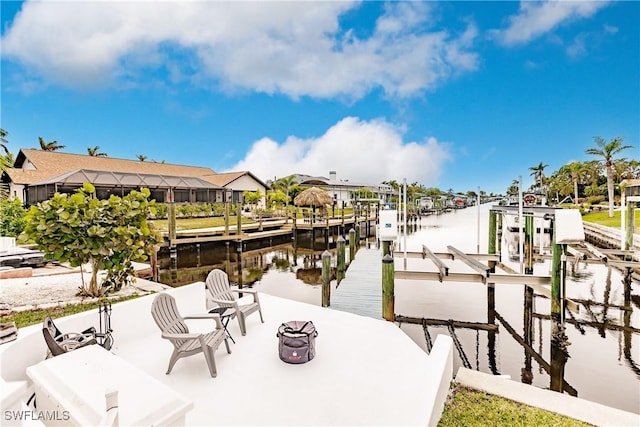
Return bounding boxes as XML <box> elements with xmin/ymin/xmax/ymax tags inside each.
<box><xmin>330</xmin><ymin>248</ymin><xmax>383</xmax><ymax>319</ymax></box>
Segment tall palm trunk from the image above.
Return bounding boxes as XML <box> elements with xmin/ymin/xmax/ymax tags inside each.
<box><xmin>606</xmin><ymin>164</ymin><xmax>615</xmax><ymax>218</ymax></box>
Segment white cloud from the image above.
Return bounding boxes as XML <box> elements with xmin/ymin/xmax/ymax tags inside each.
<box><xmin>566</xmin><ymin>33</ymin><xmax>588</xmax><ymax>58</ymax></box>
<box><xmin>491</xmin><ymin>1</ymin><xmax>608</xmax><ymax>46</ymax></box>
<box><xmin>226</xmin><ymin>117</ymin><xmax>451</xmax><ymax>185</ymax></box>
<box><xmin>1</xmin><ymin>1</ymin><xmax>477</xmax><ymax>99</ymax></box>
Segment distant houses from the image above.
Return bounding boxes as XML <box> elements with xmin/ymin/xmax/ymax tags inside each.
<box><xmin>2</xmin><ymin>150</ymin><xmax>395</xmax><ymax>209</ymax></box>
<box><xmin>1</xmin><ymin>149</ymin><xmax>268</xmax><ymax>205</ymax></box>
<box><xmin>292</xmin><ymin>171</ymin><xmax>394</xmax><ymax>207</ymax></box>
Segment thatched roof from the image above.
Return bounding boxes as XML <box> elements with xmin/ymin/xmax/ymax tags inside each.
<box><xmin>294</xmin><ymin>186</ymin><xmax>334</xmax><ymax>206</ymax></box>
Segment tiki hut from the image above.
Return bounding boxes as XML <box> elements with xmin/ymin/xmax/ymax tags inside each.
<box><xmin>294</xmin><ymin>187</ymin><xmax>333</xmax><ymax>207</ymax></box>
<box><xmin>294</xmin><ymin>187</ymin><xmax>334</xmax><ymax>220</ymax></box>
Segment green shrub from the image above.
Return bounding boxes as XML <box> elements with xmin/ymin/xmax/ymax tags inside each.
<box><xmin>0</xmin><ymin>197</ymin><xmax>26</xmax><ymax>237</ymax></box>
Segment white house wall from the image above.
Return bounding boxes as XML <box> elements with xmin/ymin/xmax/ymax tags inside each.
<box><xmin>226</xmin><ymin>175</ymin><xmax>267</xmax><ymax>208</ymax></box>
<box><xmin>8</xmin><ymin>183</ymin><xmax>25</xmax><ymax>203</ymax></box>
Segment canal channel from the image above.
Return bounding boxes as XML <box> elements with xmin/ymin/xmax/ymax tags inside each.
<box><xmin>159</xmin><ymin>205</ymin><xmax>640</xmax><ymax>414</ymax></box>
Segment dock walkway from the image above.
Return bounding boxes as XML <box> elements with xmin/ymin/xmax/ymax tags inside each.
<box><xmin>330</xmin><ymin>248</ymin><xmax>383</xmax><ymax>319</ymax></box>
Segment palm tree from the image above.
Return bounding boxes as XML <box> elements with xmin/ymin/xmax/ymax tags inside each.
<box><xmin>87</xmin><ymin>146</ymin><xmax>107</xmax><ymax>157</ymax></box>
<box><xmin>38</xmin><ymin>137</ymin><xmax>65</xmax><ymax>151</ymax></box>
<box><xmin>0</xmin><ymin>128</ymin><xmax>8</xmax><ymax>154</ymax></box>
<box><xmin>585</xmin><ymin>136</ymin><xmax>633</xmax><ymax>218</ymax></box>
<box><xmin>567</xmin><ymin>162</ymin><xmax>583</xmax><ymax>204</ymax></box>
<box><xmin>528</xmin><ymin>162</ymin><xmax>548</xmax><ymax>192</ymax></box>
<box><xmin>136</xmin><ymin>154</ymin><xmax>147</xmax><ymax>162</ymax></box>
<box><xmin>273</xmin><ymin>175</ymin><xmax>298</xmax><ymax>220</ymax></box>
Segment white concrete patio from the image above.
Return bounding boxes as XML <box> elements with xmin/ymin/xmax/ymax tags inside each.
<box><xmin>0</xmin><ymin>282</ymin><xmax>454</xmax><ymax>426</ymax></box>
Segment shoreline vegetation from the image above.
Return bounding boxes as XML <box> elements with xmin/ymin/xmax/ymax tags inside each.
<box><xmin>437</xmin><ymin>384</ymin><xmax>593</xmax><ymax>427</ymax></box>
<box><xmin>147</xmin><ymin>206</ymin><xmax>639</xmax><ymax>233</ymax></box>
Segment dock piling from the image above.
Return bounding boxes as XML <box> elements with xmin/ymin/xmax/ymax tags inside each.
<box><xmin>337</xmin><ymin>236</ymin><xmax>346</xmax><ymax>284</ymax></box>
<box><xmin>382</xmin><ymin>254</ymin><xmax>395</xmax><ymax>321</ymax></box>
<box><xmin>349</xmin><ymin>228</ymin><xmax>356</xmax><ymax>264</ymax></box>
<box><xmin>488</xmin><ymin>210</ymin><xmax>497</xmax><ymax>273</ymax></box>
<box><xmin>322</xmin><ymin>250</ymin><xmax>331</xmax><ymax>307</ymax></box>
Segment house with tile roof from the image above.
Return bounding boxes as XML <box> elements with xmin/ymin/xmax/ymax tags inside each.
<box><xmin>1</xmin><ymin>149</ymin><xmax>268</xmax><ymax>206</ymax></box>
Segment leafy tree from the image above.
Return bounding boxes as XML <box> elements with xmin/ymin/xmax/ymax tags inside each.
<box><xmin>242</xmin><ymin>190</ymin><xmax>262</xmax><ymax>216</ymax></box>
<box><xmin>38</xmin><ymin>136</ymin><xmax>65</xmax><ymax>151</ymax></box>
<box><xmin>506</xmin><ymin>180</ymin><xmax>519</xmax><ymax>197</ymax></box>
<box><xmin>137</xmin><ymin>154</ymin><xmax>147</xmax><ymax>161</ymax></box>
<box><xmin>0</xmin><ymin>198</ymin><xmax>26</xmax><ymax>237</ymax></box>
<box><xmin>0</xmin><ymin>129</ymin><xmax>13</xmax><ymax>198</ymax></box>
<box><xmin>273</xmin><ymin>175</ymin><xmax>299</xmax><ymax>217</ymax></box>
<box><xmin>267</xmin><ymin>190</ymin><xmax>288</xmax><ymax>208</ymax></box>
<box><xmin>87</xmin><ymin>146</ymin><xmax>107</xmax><ymax>157</ymax></box>
<box><xmin>22</xmin><ymin>183</ymin><xmax>162</xmax><ymax>296</ymax></box>
<box><xmin>0</xmin><ymin>128</ymin><xmax>9</xmax><ymax>154</ymax></box>
<box><xmin>382</xmin><ymin>180</ymin><xmax>400</xmax><ymax>191</ymax></box>
<box><xmin>569</xmin><ymin>162</ymin><xmax>584</xmax><ymax>204</ymax></box>
<box><xmin>585</xmin><ymin>136</ymin><xmax>633</xmax><ymax>217</ymax></box>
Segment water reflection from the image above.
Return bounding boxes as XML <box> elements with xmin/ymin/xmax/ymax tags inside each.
<box><xmin>159</xmin><ymin>205</ymin><xmax>639</xmax><ymax>414</ymax></box>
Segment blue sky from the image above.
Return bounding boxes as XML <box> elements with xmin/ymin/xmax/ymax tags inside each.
<box><xmin>1</xmin><ymin>1</ymin><xmax>638</xmax><ymax>195</ymax></box>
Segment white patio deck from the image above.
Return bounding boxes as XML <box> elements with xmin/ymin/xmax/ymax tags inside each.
<box><xmin>1</xmin><ymin>282</ymin><xmax>454</xmax><ymax>426</ymax></box>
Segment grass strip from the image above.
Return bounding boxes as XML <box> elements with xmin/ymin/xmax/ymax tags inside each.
<box><xmin>438</xmin><ymin>384</ymin><xmax>593</xmax><ymax>427</ymax></box>
<box><xmin>1</xmin><ymin>294</ymin><xmax>143</xmax><ymax>328</ymax></box>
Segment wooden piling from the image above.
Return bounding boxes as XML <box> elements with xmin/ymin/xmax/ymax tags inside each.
<box><xmin>224</xmin><ymin>203</ymin><xmax>230</xmax><ymax>236</ymax></box>
<box><xmin>322</xmin><ymin>250</ymin><xmax>331</xmax><ymax>307</ymax></box>
<box><xmin>382</xmin><ymin>254</ymin><xmax>395</xmax><ymax>321</ymax></box>
<box><xmin>168</xmin><ymin>202</ymin><xmax>176</xmax><ymax>243</ymax></box>
<box><xmin>550</xmin><ymin>234</ymin><xmax>563</xmax><ymax>324</ymax></box>
<box><xmin>524</xmin><ymin>215</ymin><xmax>534</xmax><ymax>274</ymax></box>
<box><xmin>523</xmin><ymin>285</ymin><xmax>534</xmax><ymax>384</ymax></box>
<box><xmin>625</xmin><ymin>201</ymin><xmax>634</xmax><ymax>254</ymax></box>
<box><xmin>382</xmin><ymin>240</ymin><xmax>391</xmax><ymax>257</ymax></box>
<box><xmin>337</xmin><ymin>236</ymin><xmax>346</xmax><ymax>284</ymax></box>
<box><xmin>236</xmin><ymin>203</ymin><xmax>242</xmax><ymax>235</ymax></box>
<box><xmin>488</xmin><ymin>210</ymin><xmax>497</xmax><ymax>272</ymax></box>
<box><xmin>168</xmin><ymin>202</ymin><xmax>177</xmax><ymax>277</ymax></box>
<box><xmin>497</xmin><ymin>213</ymin><xmax>503</xmax><ymax>260</ymax></box>
<box><xmin>349</xmin><ymin>228</ymin><xmax>356</xmax><ymax>264</ymax></box>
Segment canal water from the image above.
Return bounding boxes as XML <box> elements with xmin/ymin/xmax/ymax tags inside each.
<box><xmin>163</xmin><ymin>204</ymin><xmax>640</xmax><ymax>414</ymax></box>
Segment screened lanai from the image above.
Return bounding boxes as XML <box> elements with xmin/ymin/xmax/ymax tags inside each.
<box><xmin>26</xmin><ymin>169</ymin><xmax>223</xmax><ymax>204</ymax></box>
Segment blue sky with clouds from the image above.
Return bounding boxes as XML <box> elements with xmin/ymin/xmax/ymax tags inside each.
<box><xmin>1</xmin><ymin>1</ymin><xmax>638</xmax><ymax>194</ymax></box>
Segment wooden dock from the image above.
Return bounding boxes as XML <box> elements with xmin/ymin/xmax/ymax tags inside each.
<box><xmin>330</xmin><ymin>248</ymin><xmax>383</xmax><ymax>319</ymax></box>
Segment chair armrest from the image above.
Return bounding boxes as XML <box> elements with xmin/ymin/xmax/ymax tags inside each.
<box><xmin>162</xmin><ymin>332</ymin><xmax>201</xmax><ymax>340</ymax></box>
<box><xmin>230</xmin><ymin>288</ymin><xmax>260</xmax><ymax>303</ymax></box>
<box><xmin>230</xmin><ymin>288</ymin><xmax>257</xmax><ymax>294</ymax></box>
<box><xmin>184</xmin><ymin>313</ymin><xmax>223</xmax><ymax>329</ymax></box>
<box><xmin>209</xmin><ymin>297</ymin><xmax>239</xmax><ymax>309</ymax></box>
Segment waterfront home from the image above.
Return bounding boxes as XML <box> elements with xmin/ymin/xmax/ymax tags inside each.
<box><xmin>1</xmin><ymin>149</ymin><xmax>268</xmax><ymax>206</ymax></box>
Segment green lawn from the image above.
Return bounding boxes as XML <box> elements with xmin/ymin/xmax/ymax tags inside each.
<box><xmin>150</xmin><ymin>216</ymin><xmax>255</xmax><ymax>232</ymax></box>
<box><xmin>581</xmin><ymin>209</ymin><xmax>640</xmax><ymax>228</ymax></box>
<box><xmin>438</xmin><ymin>384</ymin><xmax>593</xmax><ymax>427</ymax></box>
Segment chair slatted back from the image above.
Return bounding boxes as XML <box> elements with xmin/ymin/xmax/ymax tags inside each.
<box><xmin>42</xmin><ymin>320</ymin><xmax>65</xmax><ymax>357</ymax></box>
<box><xmin>205</xmin><ymin>269</ymin><xmax>236</xmax><ymax>308</ymax></box>
<box><xmin>151</xmin><ymin>293</ymin><xmax>189</xmax><ymax>348</ymax></box>
<box><xmin>44</xmin><ymin>317</ymin><xmax>62</xmax><ymax>340</ymax></box>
